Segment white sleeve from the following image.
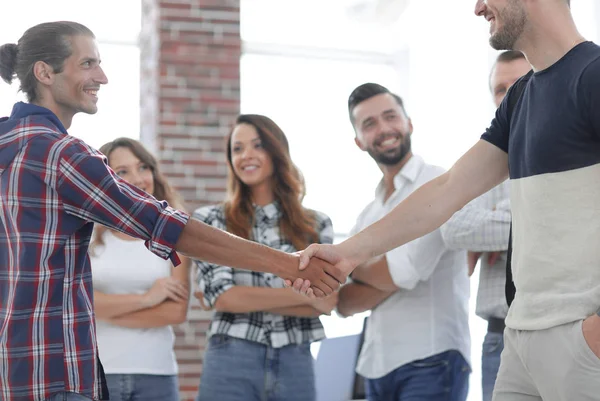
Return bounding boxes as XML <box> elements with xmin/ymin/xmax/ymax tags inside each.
<box><xmin>386</xmin><ymin>229</ymin><xmax>448</xmax><ymax>290</ymax></box>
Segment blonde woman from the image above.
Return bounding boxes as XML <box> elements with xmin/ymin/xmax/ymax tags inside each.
<box><xmin>91</xmin><ymin>138</ymin><xmax>190</xmax><ymax>401</ymax></box>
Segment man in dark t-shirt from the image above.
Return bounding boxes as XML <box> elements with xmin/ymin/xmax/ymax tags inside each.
<box><xmin>294</xmin><ymin>1</ymin><xmax>600</xmax><ymax>400</ymax></box>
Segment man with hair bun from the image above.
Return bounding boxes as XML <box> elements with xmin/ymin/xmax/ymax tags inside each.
<box><xmin>0</xmin><ymin>21</ymin><xmax>344</xmax><ymax>401</ymax></box>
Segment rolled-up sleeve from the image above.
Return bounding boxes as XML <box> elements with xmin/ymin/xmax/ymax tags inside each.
<box><xmin>195</xmin><ymin>260</ymin><xmax>235</xmax><ymax>308</ymax></box>
<box><xmin>385</xmin><ymin>229</ymin><xmax>447</xmax><ymax>290</ymax></box>
<box><xmin>147</xmin><ymin>207</ymin><xmax>189</xmax><ymax>263</ymax></box>
<box><xmin>56</xmin><ymin>145</ymin><xmax>189</xmax><ymax>265</ymax></box>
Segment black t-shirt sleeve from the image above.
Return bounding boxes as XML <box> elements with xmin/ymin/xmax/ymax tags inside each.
<box><xmin>580</xmin><ymin>55</ymin><xmax>600</xmax><ymax>139</ymax></box>
<box><xmin>480</xmin><ymin>95</ymin><xmax>510</xmax><ymax>153</ymax></box>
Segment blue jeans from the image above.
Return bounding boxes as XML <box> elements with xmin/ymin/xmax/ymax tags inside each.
<box><xmin>365</xmin><ymin>350</ymin><xmax>470</xmax><ymax>401</ymax></box>
<box><xmin>482</xmin><ymin>331</ymin><xmax>504</xmax><ymax>401</ymax></box>
<box><xmin>44</xmin><ymin>392</ymin><xmax>93</xmax><ymax>401</ymax></box>
<box><xmin>105</xmin><ymin>374</ymin><xmax>179</xmax><ymax>401</ymax></box>
<box><xmin>197</xmin><ymin>335</ymin><xmax>316</xmax><ymax>401</ymax></box>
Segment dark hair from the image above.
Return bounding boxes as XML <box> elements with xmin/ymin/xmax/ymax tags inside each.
<box><xmin>489</xmin><ymin>50</ymin><xmax>528</xmax><ymax>91</ymax></box>
<box><xmin>90</xmin><ymin>137</ymin><xmax>185</xmax><ymax>255</ymax></box>
<box><xmin>0</xmin><ymin>21</ymin><xmax>94</xmax><ymax>102</ymax></box>
<box><xmin>496</xmin><ymin>50</ymin><xmax>526</xmax><ymax>64</ymax></box>
<box><xmin>347</xmin><ymin>83</ymin><xmax>407</xmax><ymax>124</ymax></box>
<box><xmin>224</xmin><ymin>114</ymin><xmax>319</xmax><ymax>250</ymax></box>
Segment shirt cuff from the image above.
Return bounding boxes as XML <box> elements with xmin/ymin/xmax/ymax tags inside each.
<box><xmin>145</xmin><ymin>205</ymin><xmax>190</xmax><ymax>266</ymax></box>
<box><xmin>385</xmin><ymin>248</ymin><xmax>420</xmax><ymax>290</ymax></box>
<box><xmin>204</xmin><ymin>280</ymin><xmax>235</xmax><ymax>308</ymax></box>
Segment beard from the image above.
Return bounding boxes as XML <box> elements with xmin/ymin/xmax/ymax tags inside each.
<box><xmin>367</xmin><ymin>132</ymin><xmax>412</xmax><ymax>166</ymax></box>
<box><xmin>489</xmin><ymin>1</ymin><xmax>526</xmax><ymax>50</ymax></box>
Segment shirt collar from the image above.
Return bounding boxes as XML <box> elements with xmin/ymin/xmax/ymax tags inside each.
<box><xmin>8</xmin><ymin>102</ymin><xmax>68</xmax><ymax>135</ymax></box>
<box><xmin>375</xmin><ymin>155</ymin><xmax>425</xmax><ymax>201</ymax></box>
<box><xmin>254</xmin><ymin>201</ymin><xmax>280</xmax><ymax>223</ymax></box>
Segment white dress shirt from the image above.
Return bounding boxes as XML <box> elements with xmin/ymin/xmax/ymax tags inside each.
<box><xmin>353</xmin><ymin>155</ymin><xmax>471</xmax><ymax>379</ymax></box>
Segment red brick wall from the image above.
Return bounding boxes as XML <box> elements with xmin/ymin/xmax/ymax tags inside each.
<box><xmin>140</xmin><ymin>0</ymin><xmax>241</xmax><ymax>399</ymax></box>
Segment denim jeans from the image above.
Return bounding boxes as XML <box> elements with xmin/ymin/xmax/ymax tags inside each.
<box><xmin>197</xmin><ymin>335</ymin><xmax>316</xmax><ymax>401</ymax></box>
<box><xmin>44</xmin><ymin>392</ymin><xmax>93</xmax><ymax>401</ymax></box>
<box><xmin>105</xmin><ymin>374</ymin><xmax>179</xmax><ymax>401</ymax></box>
<box><xmin>365</xmin><ymin>350</ymin><xmax>470</xmax><ymax>401</ymax></box>
<box><xmin>482</xmin><ymin>331</ymin><xmax>504</xmax><ymax>401</ymax></box>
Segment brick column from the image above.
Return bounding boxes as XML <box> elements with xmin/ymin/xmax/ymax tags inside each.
<box><xmin>140</xmin><ymin>1</ymin><xmax>241</xmax><ymax>399</ymax></box>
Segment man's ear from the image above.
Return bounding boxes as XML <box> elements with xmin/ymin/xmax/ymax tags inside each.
<box><xmin>33</xmin><ymin>61</ymin><xmax>55</xmax><ymax>86</ymax></box>
<box><xmin>355</xmin><ymin>135</ymin><xmax>367</xmax><ymax>151</ymax></box>
<box><xmin>407</xmin><ymin>118</ymin><xmax>413</xmax><ymax>136</ymax></box>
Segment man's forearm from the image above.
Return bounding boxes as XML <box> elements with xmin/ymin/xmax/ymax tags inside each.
<box><xmin>176</xmin><ymin>219</ymin><xmax>295</xmax><ymax>277</ymax></box>
<box><xmin>176</xmin><ymin>219</ymin><xmax>345</xmax><ymax>296</ymax></box>
<box><xmin>339</xmin><ymin>141</ymin><xmax>509</xmax><ymax>266</ymax></box>
<box><xmin>337</xmin><ymin>282</ymin><xmax>394</xmax><ymax>317</ymax></box>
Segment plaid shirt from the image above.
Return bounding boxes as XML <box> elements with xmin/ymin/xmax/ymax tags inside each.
<box><xmin>441</xmin><ymin>181</ymin><xmax>511</xmax><ymax>321</ymax></box>
<box><xmin>194</xmin><ymin>202</ymin><xmax>332</xmax><ymax>348</ymax></box>
<box><xmin>0</xmin><ymin>102</ymin><xmax>189</xmax><ymax>401</ymax></box>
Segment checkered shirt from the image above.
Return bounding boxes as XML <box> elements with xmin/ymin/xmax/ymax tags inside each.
<box><xmin>194</xmin><ymin>202</ymin><xmax>332</xmax><ymax>348</ymax></box>
<box><xmin>0</xmin><ymin>102</ymin><xmax>189</xmax><ymax>401</ymax></box>
<box><xmin>441</xmin><ymin>181</ymin><xmax>511</xmax><ymax>320</ymax></box>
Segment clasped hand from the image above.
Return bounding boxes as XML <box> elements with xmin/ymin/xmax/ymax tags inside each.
<box><xmin>283</xmin><ymin>243</ymin><xmax>355</xmax><ymax>298</ymax></box>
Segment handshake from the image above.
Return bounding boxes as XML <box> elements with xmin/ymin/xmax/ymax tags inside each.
<box><xmin>280</xmin><ymin>243</ymin><xmax>357</xmax><ymax>298</ymax></box>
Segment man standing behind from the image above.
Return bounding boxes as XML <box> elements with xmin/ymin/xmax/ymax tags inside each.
<box><xmin>336</xmin><ymin>83</ymin><xmax>471</xmax><ymax>401</ymax></box>
<box><xmin>440</xmin><ymin>51</ymin><xmax>531</xmax><ymax>401</ymax></box>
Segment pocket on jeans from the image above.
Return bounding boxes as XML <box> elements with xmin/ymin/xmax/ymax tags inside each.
<box><xmin>406</xmin><ymin>354</ymin><xmax>453</xmax><ymax>397</ymax></box>
<box><xmin>409</xmin><ymin>353</ymin><xmax>450</xmax><ymax>369</ymax></box>
<box><xmin>296</xmin><ymin>343</ymin><xmax>312</xmax><ymax>356</ymax></box>
<box><xmin>208</xmin><ymin>334</ymin><xmax>233</xmax><ymax>351</ymax></box>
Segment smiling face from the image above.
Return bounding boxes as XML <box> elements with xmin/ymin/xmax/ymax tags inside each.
<box><xmin>475</xmin><ymin>0</ymin><xmax>527</xmax><ymax>50</ymax></box>
<box><xmin>39</xmin><ymin>35</ymin><xmax>108</xmax><ymax>124</ymax></box>
<box><xmin>352</xmin><ymin>93</ymin><xmax>413</xmax><ymax>166</ymax></box>
<box><xmin>230</xmin><ymin>123</ymin><xmax>275</xmax><ymax>191</ymax></box>
<box><xmin>108</xmin><ymin>146</ymin><xmax>155</xmax><ymax>196</ymax></box>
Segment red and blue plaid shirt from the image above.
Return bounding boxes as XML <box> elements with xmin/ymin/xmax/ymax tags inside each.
<box><xmin>0</xmin><ymin>102</ymin><xmax>189</xmax><ymax>401</ymax></box>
